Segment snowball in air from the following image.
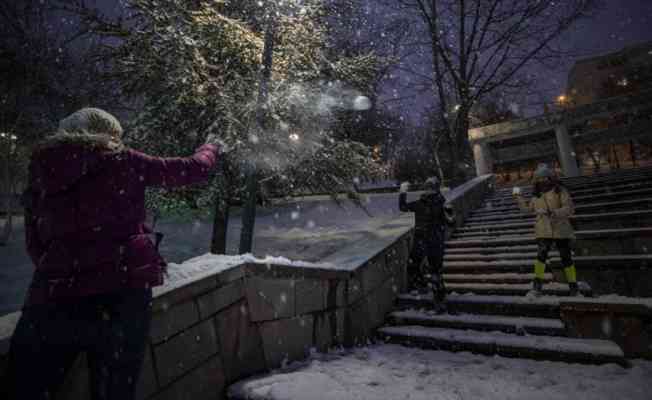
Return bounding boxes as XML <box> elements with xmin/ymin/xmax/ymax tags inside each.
<box><xmin>352</xmin><ymin>96</ymin><xmax>372</xmax><ymax>111</ymax></box>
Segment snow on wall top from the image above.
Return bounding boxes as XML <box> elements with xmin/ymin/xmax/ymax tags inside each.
<box><xmin>153</xmin><ymin>253</ymin><xmax>339</xmax><ymax>297</ymax></box>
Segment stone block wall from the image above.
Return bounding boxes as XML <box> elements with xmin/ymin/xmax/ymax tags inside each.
<box><xmin>0</xmin><ymin>231</ymin><xmax>412</xmax><ymax>400</ymax></box>
<box><xmin>571</xmin><ymin>232</ymin><xmax>652</xmax><ymax>297</ymax></box>
<box><xmin>561</xmin><ymin>302</ymin><xmax>652</xmax><ymax>359</ymax></box>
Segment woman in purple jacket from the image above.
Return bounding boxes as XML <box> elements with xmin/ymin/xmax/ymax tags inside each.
<box><xmin>4</xmin><ymin>108</ymin><xmax>221</xmax><ymax>400</ymax></box>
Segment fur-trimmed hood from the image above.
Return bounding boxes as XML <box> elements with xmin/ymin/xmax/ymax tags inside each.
<box><xmin>30</xmin><ymin>133</ymin><xmax>125</xmax><ymax>195</ymax></box>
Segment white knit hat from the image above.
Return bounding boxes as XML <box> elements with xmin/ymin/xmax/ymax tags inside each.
<box><xmin>58</xmin><ymin>108</ymin><xmax>123</xmax><ymax>139</ymax></box>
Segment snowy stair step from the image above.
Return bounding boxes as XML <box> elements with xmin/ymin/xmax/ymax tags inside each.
<box><xmin>388</xmin><ymin>310</ymin><xmax>566</xmax><ymax>336</ymax></box>
<box><xmin>446</xmin><ymin>282</ymin><xmax>574</xmax><ymax>297</ymax></box>
<box><xmin>471</xmin><ymin>208</ymin><xmax>522</xmax><ymax>217</ymax></box>
<box><xmin>378</xmin><ymin>326</ymin><xmax>625</xmax><ymax>365</ymax></box>
<box><xmin>571</xmin><ymin>180</ymin><xmax>652</xmax><ymax>196</ymax></box>
<box><xmin>443</xmin><ymin>259</ymin><xmax>534</xmax><ymax>273</ymax></box>
<box><xmin>460</xmin><ymin>210</ymin><xmax>652</xmax><ymax>233</ymax></box>
<box><xmin>398</xmin><ymin>293</ymin><xmax>566</xmax><ymax>318</ymax></box>
<box><xmin>488</xmin><ymin>182</ymin><xmax>652</xmax><ymax>202</ymax></box>
<box><xmin>573</xmin><ymin>187</ymin><xmax>652</xmax><ymax>202</ymax></box>
<box><xmin>447</xmin><ymin>229</ymin><xmax>652</xmax><ymax>247</ymax></box>
<box><xmin>452</xmin><ymin>229</ymin><xmax>533</xmax><ymax>239</ymax></box>
<box><xmin>446</xmin><ymin>236</ymin><xmax>536</xmax><ymax>248</ymax></box>
<box><xmin>574</xmin><ymin>197</ymin><xmax>652</xmax><ymax>212</ymax></box>
<box><xmin>474</xmin><ymin>191</ymin><xmax>652</xmax><ymax>218</ymax></box>
<box><xmin>443</xmin><ymin>255</ymin><xmax>652</xmax><ymax>273</ymax></box>
<box><xmin>445</xmin><ymin>245</ymin><xmax>539</xmax><ymax>254</ymax></box>
<box><xmin>466</xmin><ymin>214</ymin><xmax>535</xmax><ymax>224</ymax></box>
<box><xmin>456</xmin><ymin>222</ymin><xmax>534</xmax><ymax>232</ymax></box>
<box><xmin>465</xmin><ymin>219</ymin><xmax>536</xmax><ymax>228</ymax></box>
<box><xmin>443</xmin><ymin>272</ymin><xmax>554</xmax><ymax>284</ymax></box>
<box><xmin>444</xmin><ymin>252</ymin><xmax>557</xmax><ymax>262</ymax></box>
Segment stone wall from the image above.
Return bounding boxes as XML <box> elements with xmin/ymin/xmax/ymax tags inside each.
<box><xmin>572</xmin><ymin>230</ymin><xmax>652</xmax><ymax>297</ymax></box>
<box><xmin>0</xmin><ymin>175</ymin><xmax>496</xmax><ymax>399</ymax></box>
<box><xmin>0</xmin><ymin>231</ymin><xmax>412</xmax><ymax>400</ymax></box>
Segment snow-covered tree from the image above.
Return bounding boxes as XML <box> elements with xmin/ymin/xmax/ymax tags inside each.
<box><xmin>110</xmin><ymin>0</ymin><xmax>389</xmax><ymax>252</ymax></box>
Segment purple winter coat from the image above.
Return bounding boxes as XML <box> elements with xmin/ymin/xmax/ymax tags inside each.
<box><xmin>22</xmin><ymin>134</ymin><xmax>219</xmax><ymax>306</ymax></box>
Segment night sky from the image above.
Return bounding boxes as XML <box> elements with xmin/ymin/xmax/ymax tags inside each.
<box><xmin>50</xmin><ymin>0</ymin><xmax>652</xmax><ymax>120</ymax></box>
<box><xmin>532</xmin><ymin>0</ymin><xmax>652</xmax><ymax>112</ymax></box>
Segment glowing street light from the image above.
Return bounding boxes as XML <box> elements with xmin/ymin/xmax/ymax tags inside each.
<box><xmin>289</xmin><ymin>133</ymin><xmax>300</xmax><ymax>142</ymax></box>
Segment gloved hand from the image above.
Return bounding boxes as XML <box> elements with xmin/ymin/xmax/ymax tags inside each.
<box><xmin>535</xmin><ymin>208</ymin><xmax>549</xmax><ymax>216</ymax></box>
<box><xmin>400</xmin><ymin>182</ymin><xmax>410</xmax><ymax>193</ymax></box>
<box><xmin>512</xmin><ymin>186</ymin><xmax>522</xmax><ymax>197</ymax></box>
<box><xmin>205</xmin><ymin>134</ymin><xmax>231</xmax><ymax>154</ymax></box>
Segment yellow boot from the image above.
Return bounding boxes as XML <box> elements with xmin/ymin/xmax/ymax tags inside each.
<box><xmin>532</xmin><ymin>260</ymin><xmax>546</xmax><ymax>295</ymax></box>
<box><xmin>564</xmin><ymin>265</ymin><xmax>579</xmax><ymax>296</ymax></box>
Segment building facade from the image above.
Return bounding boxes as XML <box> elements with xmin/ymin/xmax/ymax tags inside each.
<box><xmin>469</xmin><ymin>43</ymin><xmax>652</xmax><ymax>185</ymax></box>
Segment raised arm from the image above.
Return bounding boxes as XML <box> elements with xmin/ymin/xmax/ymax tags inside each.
<box><xmin>444</xmin><ymin>203</ymin><xmax>456</xmax><ymax>227</ymax></box>
<box><xmin>514</xmin><ymin>194</ymin><xmax>534</xmax><ymax>214</ymax></box>
<box><xmin>130</xmin><ymin>144</ymin><xmax>220</xmax><ymax>188</ymax></box>
<box><xmin>398</xmin><ymin>182</ymin><xmax>417</xmax><ymax>212</ymax></box>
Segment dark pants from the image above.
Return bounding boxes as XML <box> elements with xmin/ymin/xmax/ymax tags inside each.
<box><xmin>537</xmin><ymin>238</ymin><xmax>574</xmax><ymax>267</ymax></box>
<box><xmin>4</xmin><ymin>289</ymin><xmax>152</xmax><ymax>400</ymax></box>
<box><xmin>408</xmin><ymin>229</ymin><xmax>446</xmax><ymax>291</ymax></box>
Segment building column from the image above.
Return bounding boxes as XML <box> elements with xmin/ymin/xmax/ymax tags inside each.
<box><xmin>472</xmin><ymin>141</ymin><xmax>493</xmax><ymax>176</ymax></box>
<box><xmin>554</xmin><ymin>124</ymin><xmax>581</xmax><ymax>177</ymax></box>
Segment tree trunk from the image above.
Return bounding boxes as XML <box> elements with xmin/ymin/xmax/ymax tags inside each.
<box><xmin>239</xmin><ymin>13</ymin><xmax>276</xmax><ymax>254</ymax></box>
<box><xmin>239</xmin><ymin>165</ymin><xmax>257</xmax><ymax>254</ymax></box>
<box><xmin>211</xmin><ymin>193</ymin><xmax>229</xmax><ymax>254</ymax></box>
<box><xmin>0</xmin><ymin>148</ymin><xmax>13</xmax><ymax>246</ymax></box>
<box><xmin>448</xmin><ymin>110</ymin><xmax>471</xmax><ymax>186</ymax></box>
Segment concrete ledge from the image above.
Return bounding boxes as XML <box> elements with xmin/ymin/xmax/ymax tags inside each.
<box><xmin>561</xmin><ymin>300</ymin><xmax>652</xmax><ymax>359</ymax></box>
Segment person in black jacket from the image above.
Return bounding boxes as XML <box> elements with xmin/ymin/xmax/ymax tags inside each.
<box><xmin>399</xmin><ymin>177</ymin><xmax>456</xmax><ymax>304</ymax></box>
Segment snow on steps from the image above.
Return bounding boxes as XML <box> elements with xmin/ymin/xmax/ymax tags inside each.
<box><xmin>443</xmin><ymin>259</ymin><xmax>534</xmax><ymax>272</ymax></box>
<box><xmin>487</xmin><ymin>181</ymin><xmax>652</xmax><ymax>204</ymax></box>
<box><xmin>397</xmin><ymin>293</ymin><xmax>563</xmax><ymax>318</ymax></box>
<box><xmin>445</xmin><ymin>245</ymin><xmax>539</xmax><ymax>254</ymax></box>
<box><xmin>378</xmin><ymin>325</ymin><xmax>626</xmax><ymax>366</ymax></box>
<box><xmin>397</xmin><ymin>293</ymin><xmax>652</xmax><ymax>318</ymax></box>
<box><xmin>466</xmin><ymin>213</ymin><xmax>535</xmax><ymax>224</ymax></box>
<box><xmin>442</xmin><ymin>255</ymin><xmax>652</xmax><ymax>273</ymax></box>
<box><xmin>467</xmin><ymin>198</ymin><xmax>652</xmax><ymax>223</ymax></box>
<box><xmin>446</xmin><ymin>282</ymin><xmax>574</xmax><ymax>297</ymax></box>
<box><xmin>444</xmin><ymin>252</ymin><xmax>556</xmax><ymax>261</ymax></box>
<box><xmin>458</xmin><ymin>210</ymin><xmax>652</xmax><ymax>233</ymax></box>
<box><xmin>573</xmin><ymin>187</ymin><xmax>652</xmax><ymax>202</ymax></box>
<box><xmin>457</xmin><ymin>221</ymin><xmax>533</xmax><ymax>232</ymax></box>
<box><xmin>446</xmin><ymin>229</ymin><xmax>652</xmax><ymax>248</ymax></box>
<box><xmin>446</xmin><ymin>236</ymin><xmax>536</xmax><ymax>248</ymax></box>
<box><xmin>471</xmin><ymin>192</ymin><xmax>652</xmax><ymax>218</ymax></box>
<box><xmin>452</xmin><ymin>229</ymin><xmax>533</xmax><ymax>239</ymax></box>
<box><xmin>388</xmin><ymin>310</ymin><xmax>566</xmax><ymax>336</ymax></box>
<box><xmin>465</xmin><ymin>218</ymin><xmax>536</xmax><ymax>228</ymax></box>
<box><xmin>443</xmin><ymin>272</ymin><xmax>554</xmax><ymax>284</ymax></box>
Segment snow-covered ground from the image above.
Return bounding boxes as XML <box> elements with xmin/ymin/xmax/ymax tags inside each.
<box><xmin>0</xmin><ymin>192</ymin><xmax>416</xmax><ymax>316</ymax></box>
<box><xmin>229</xmin><ymin>344</ymin><xmax>652</xmax><ymax>400</ymax></box>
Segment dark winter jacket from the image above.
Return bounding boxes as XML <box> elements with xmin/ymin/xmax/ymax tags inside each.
<box><xmin>22</xmin><ymin>133</ymin><xmax>219</xmax><ymax>306</ymax></box>
<box><xmin>399</xmin><ymin>192</ymin><xmax>456</xmax><ymax>237</ymax></box>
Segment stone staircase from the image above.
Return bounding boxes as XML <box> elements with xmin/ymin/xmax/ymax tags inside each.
<box><xmin>379</xmin><ymin>166</ymin><xmax>652</xmax><ymax>366</ymax></box>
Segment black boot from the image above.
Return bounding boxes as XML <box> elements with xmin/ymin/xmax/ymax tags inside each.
<box><xmin>530</xmin><ymin>278</ymin><xmax>543</xmax><ymax>296</ymax></box>
<box><xmin>568</xmin><ymin>282</ymin><xmax>579</xmax><ymax>297</ymax></box>
<box><xmin>430</xmin><ymin>275</ymin><xmax>446</xmax><ymax>304</ymax></box>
